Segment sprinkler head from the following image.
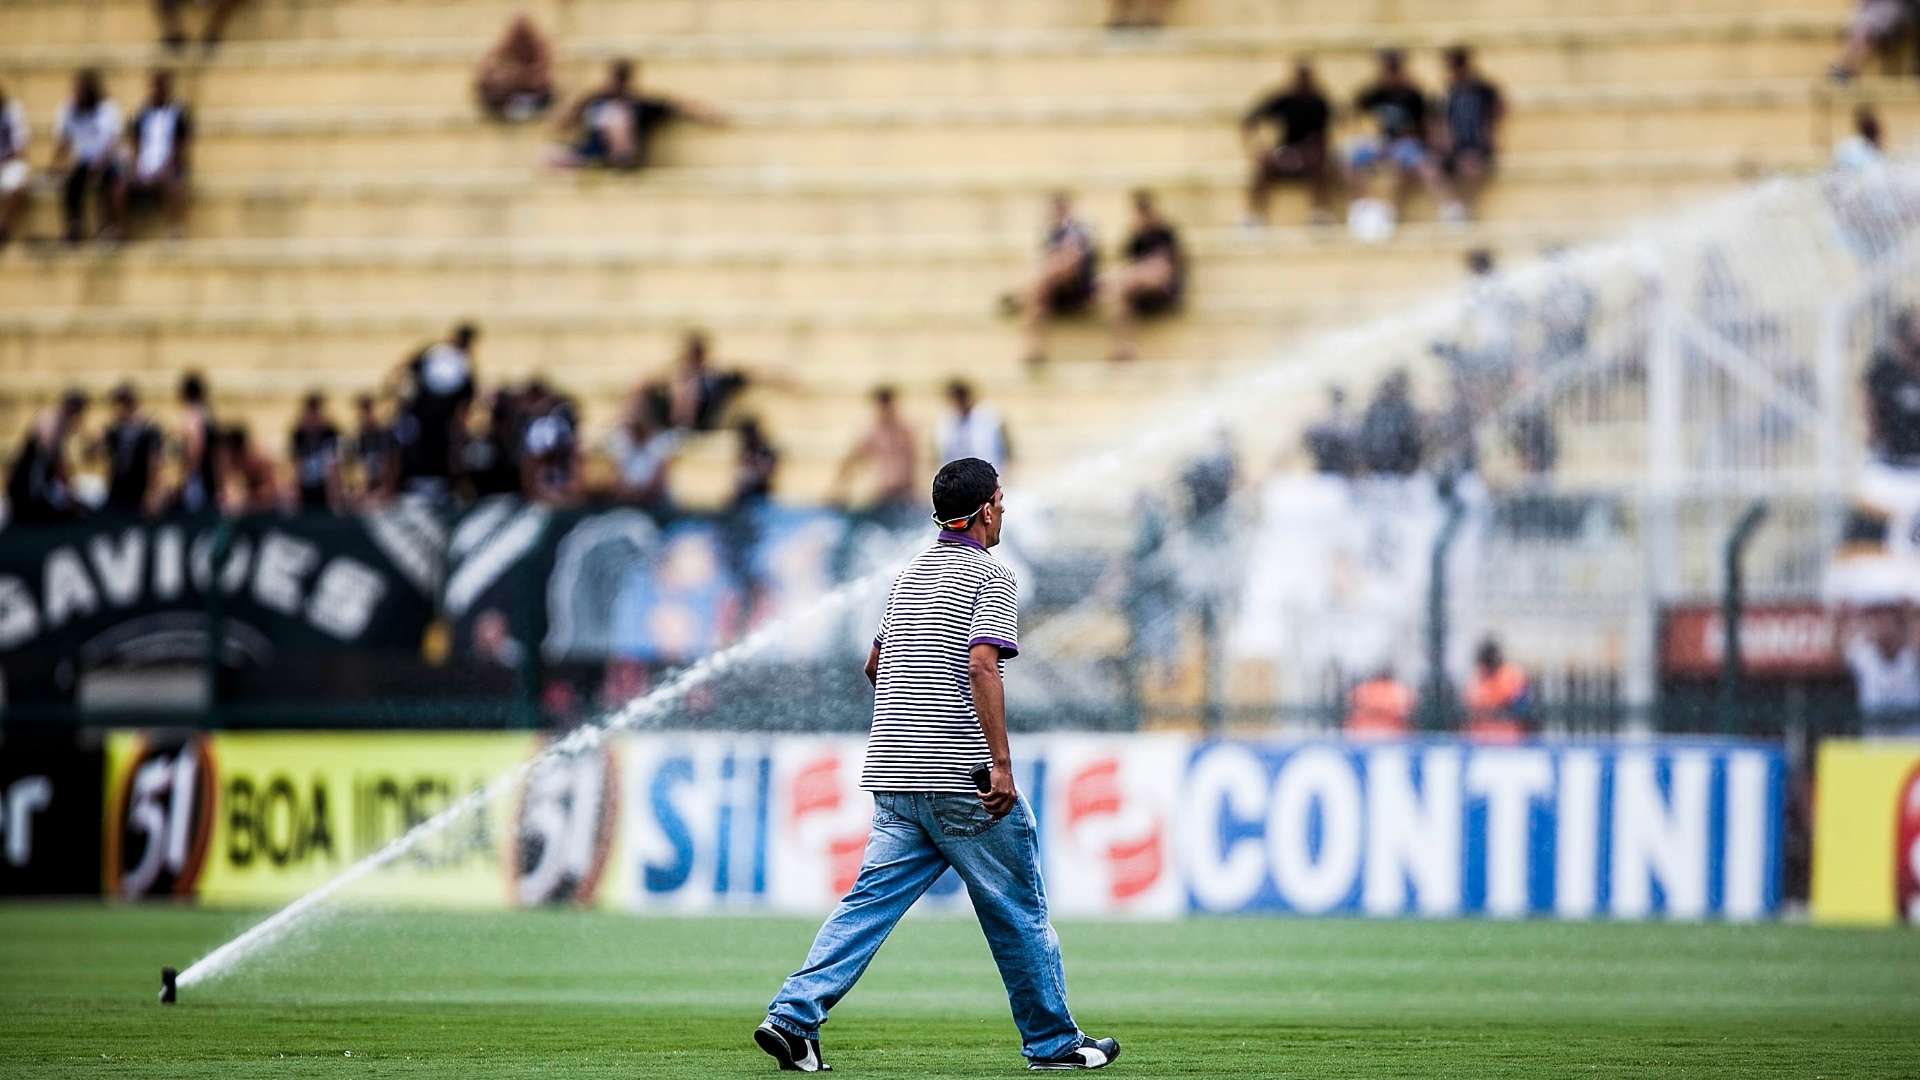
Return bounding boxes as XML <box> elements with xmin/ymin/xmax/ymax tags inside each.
<box><xmin>160</xmin><ymin>967</ymin><xmax>177</xmax><ymax>1004</ymax></box>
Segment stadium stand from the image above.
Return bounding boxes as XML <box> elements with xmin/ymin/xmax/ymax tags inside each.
<box><xmin>0</xmin><ymin>0</ymin><xmax>1903</xmax><ymax>512</ymax></box>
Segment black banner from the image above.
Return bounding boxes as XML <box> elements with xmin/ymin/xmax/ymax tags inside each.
<box><xmin>0</xmin><ymin>510</ymin><xmax>443</xmax><ymax>704</ymax></box>
<box><xmin>0</xmin><ymin>744</ymin><xmax>104</xmax><ymax>896</ymax></box>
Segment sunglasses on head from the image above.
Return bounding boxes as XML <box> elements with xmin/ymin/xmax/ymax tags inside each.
<box><xmin>933</xmin><ymin>501</ymin><xmax>991</xmax><ymax>531</ymax></box>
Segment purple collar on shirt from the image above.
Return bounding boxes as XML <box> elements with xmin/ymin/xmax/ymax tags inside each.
<box><xmin>936</xmin><ymin>529</ymin><xmax>986</xmax><ymax>551</ymax></box>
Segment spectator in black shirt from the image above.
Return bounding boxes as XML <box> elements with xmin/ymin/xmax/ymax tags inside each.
<box><xmin>1241</xmin><ymin>61</ymin><xmax>1334</xmax><ymax>227</ymax></box>
<box><xmin>463</xmin><ymin>388</ymin><xmax>526</xmax><ymax>500</ymax></box>
<box><xmin>6</xmin><ymin>389</ymin><xmax>89</xmax><ymax>527</ymax></box>
<box><xmin>1012</xmin><ymin>191</ymin><xmax>1098</xmax><ymax>368</ymax></box>
<box><xmin>1304</xmin><ymin>386</ymin><xmax>1359</xmax><ymax>475</ymax></box>
<box><xmin>94</xmin><ymin>383</ymin><xmax>163</xmax><ymax>516</ymax></box>
<box><xmin>520</xmin><ymin>379</ymin><xmax>583</xmax><ymax>506</ymax></box>
<box><xmin>549</xmin><ymin>58</ymin><xmax>724</xmax><ymax>171</ymax></box>
<box><xmin>1360</xmin><ymin>369</ymin><xmax>1423</xmax><ymax>476</ymax></box>
<box><xmin>124</xmin><ymin>69</ymin><xmax>192</xmax><ymax>240</ymax></box>
<box><xmin>1438</xmin><ymin>46</ymin><xmax>1504</xmax><ymax>218</ymax></box>
<box><xmin>1344</xmin><ymin>49</ymin><xmax>1464</xmax><ymax>232</ymax></box>
<box><xmin>351</xmin><ymin>393</ymin><xmax>399</xmax><ymax>508</ymax></box>
<box><xmin>1867</xmin><ymin>310</ymin><xmax>1920</xmax><ymax>465</ymax></box>
<box><xmin>393</xmin><ymin>322</ymin><xmax>479</xmax><ymax>500</ymax></box>
<box><xmin>1102</xmin><ymin>189</ymin><xmax>1185</xmax><ymax>363</ymax></box>
<box><xmin>732</xmin><ymin>416</ymin><xmax>779</xmax><ymax>507</ymax></box>
<box><xmin>288</xmin><ymin>391</ymin><xmax>344</xmax><ymax>514</ymax></box>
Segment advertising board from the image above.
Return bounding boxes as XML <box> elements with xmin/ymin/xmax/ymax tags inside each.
<box><xmin>1810</xmin><ymin>738</ymin><xmax>1920</xmax><ymax>925</ymax></box>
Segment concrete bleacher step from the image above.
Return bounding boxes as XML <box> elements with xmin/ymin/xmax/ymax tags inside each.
<box><xmin>0</xmin><ymin>16</ymin><xmax>1845</xmax><ymax>110</ymax></box>
<box><xmin>0</xmin><ymin>0</ymin><xmax>1849</xmax><ymax>49</ymax></box>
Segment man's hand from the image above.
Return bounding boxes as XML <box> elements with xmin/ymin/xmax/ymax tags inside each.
<box><xmin>980</xmin><ymin>762</ymin><xmax>1016</xmax><ymax>819</ymax></box>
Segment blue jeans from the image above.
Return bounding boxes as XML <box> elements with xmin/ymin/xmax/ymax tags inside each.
<box><xmin>766</xmin><ymin>792</ymin><xmax>1083</xmax><ymax>1061</ymax></box>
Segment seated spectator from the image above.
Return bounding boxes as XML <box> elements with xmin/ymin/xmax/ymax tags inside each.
<box><xmin>1103</xmin><ymin>190</ymin><xmax>1185</xmax><ymax>363</ymax></box>
<box><xmin>1106</xmin><ymin>0</ymin><xmax>1169</xmax><ymax>29</ymax></box>
<box><xmin>1303</xmin><ymin>386</ymin><xmax>1358</xmax><ymax>475</ymax></box>
<box><xmin>1437</xmin><ymin>46</ymin><xmax>1503</xmax><ymax>218</ymax></box>
<box><xmin>1830</xmin><ymin>0</ymin><xmax>1916</xmax><ymax>84</ymax></box>
<box><xmin>1465</xmin><ymin>638</ymin><xmax>1534</xmax><ymax>742</ymax></box>
<box><xmin>173</xmin><ymin>371</ymin><xmax>217</xmax><ymax>514</ymax></box>
<box><xmin>937</xmin><ymin>379</ymin><xmax>1010</xmax><ymax>470</ymax></box>
<box><xmin>124</xmin><ymin>70</ymin><xmax>192</xmax><ymax>240</ymax></box>
<box><xmin>1345</xmin><ymin>668</ymin><xmax>1415</xmax><ymax>739</ymax></box>
<box><xmin>462</xmin><ymin>389</ymin><xmax>525</xmax><ymax>500</ymax></box>
<box><xmin>476</xmin><ymin>14</ymin><xmax>555</xmax><ymax>122</ymax></box>
<box><xmin>93</xmin><ymin>383</ymin><xmax>163</xmax><ymax>517</ymax></box>
<box><xmin>1344</xmin><ymin>49</ymin><xmax>1464</xmax><ymax>238</ymax></box>
<box><xmin>519</xmin><ymin>379</ymin><xmax>582</xmax><ymax>506</ymax></box>
<box><xmin>54</xmin><ymin>70</ymin><xmax>126</xmax><ymax>245</ymax></box>
<box><xmin>288</xmin><ymin>392</ymin><xmax>344</xmax><ymax>514</ymax></box>
<box><xmin>1842</xmin><ymin>604</ymin><xmax>1920</xmax><ymax>737</ymax></box>
<box><xmin>214</xmin><ymin>425</ymin><xmax>280</xmax><ymax>513</ymax></box>
<box><xmin>548</xmin><ymin>59</ymin><xmax>724</xmax><ymax>171</ymax></box>
<box><xmin>830</xmin><ymin>385</ymin><xmax>917</xmax><ymax>514</ymax></box>
<box><xmin>1359</xmin><ymin>369</ymin><xmax>1422</xmax><ymax>476</ymax></box>
<box><xmin>0</xmin><ymin>83</ymin><xmax>28</xmax><ymax>249</ymax></box>
<box><xmin>155</xmin><ymin>0</ymin><xmax>246</xmax><ymax>51</ymax></box>
<box><xmin>393</xmin><ymin>322</ymin><xmax>479</xmax><ymax>500</ymax></box>
<box><xmin>605</xmin><ymin>391</ymin><xmax>678</xmax><ymax>508</ymax></box>
<box><xmin>732</xmin><ymin>416</ymin><xmax>779</xmax><ymax>508</ymax></box>
<box><xmin>350</xmin><ymin>393</ymin><xmax>399</xmax><ymax>507</ymax></box>
<box><xmin>651</xmin><ymin>330</ymin><xmax>752</xmax><ymax>432</ymax></box>
<box><xmin>1241</xmin><ymin>60</ymin><xmax>1334</xmax><ymax>228</ymax></box>
<box><xmin>5</xmin><ymin>389</ymin><xmax>89</xmax><ymax>527</ymax></box>
<box><xmin>1012</xmin><ymin>192</ymin><xmax>1098</xmax><ymax>367</ymax></box>
<box><xmin>1867</xmin><ymin>310</ymin><xmax>1920</xmax><ymax>465</ymax></box>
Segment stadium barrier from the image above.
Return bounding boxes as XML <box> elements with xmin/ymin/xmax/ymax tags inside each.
<box><xmin>98</xmin><ymin>730</ymin><xmax>1785</xmax><ymax>920</ymax></box>
<box><xmin>0</xmin><ymin>744</ymin><xmax>102</xmax><ymax>896</ymax></box>
<box><xmin>1809</xmin><ymin>739</ymin><xmax>1920</xmax><ymax>926</ymax></box>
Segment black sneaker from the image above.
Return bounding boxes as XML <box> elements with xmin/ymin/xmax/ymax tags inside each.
<box><xmin>755</xmin><ymin>1021</ymin><xmax>832</xmax><ymax>1072</ymax></box>
<box><xmin>1028</xmin><ymin>1035</ymin><xmax>1120</xmax><ymax>1070</ymax></box>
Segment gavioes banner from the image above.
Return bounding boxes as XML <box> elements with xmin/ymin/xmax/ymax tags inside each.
<box><xmin>95</xmin><ymin>732</ymin><xmax>1785</xmax><ymax>920</ymax></box>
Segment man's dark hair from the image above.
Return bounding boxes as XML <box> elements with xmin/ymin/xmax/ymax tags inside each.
<box><xmin>303</xmin><ymin>390</ymin><xmax>324</xmax><ymax>411</ymax></box>
<box><xmin>1377</xmin><ymin>48</ymin><xmax>1404</xmax><ymax>72</ymax></box>
<box><xmin>932</xmin><ymin>457</ymin><xmax>998</xmax><ymax>524</ymax></box>
<box><xmin>1443</xmin><ymin>45</ymin><xmax>1471</xmax><ymax>70</ymax></box>
<box><xmin>1476</xmin><ymin>637</ymin><xmax>1502</xmax><ymax>670</ymax></box>
<box><xmin>611</xmin><ymin>58</ymin><xmax>634</xmax><ymax>85</ymax></box>
<box><xmin>59</xmin><ymin>387</ymin><xmax>90</xmax><ymax>415</ymax></box>
<box><xmin>452</xmin><ymin>322</ymin><xmax>478</xmax><ymax>348</ymax></box>
<box><xmin>110</xmin><ymin>382</ymin><xmax>136</xmax><ymax>408</ymax></box>
<box><xmin>179</xmin><ymin>371</ymin><xmax>206</xmax><ymax>404</ymax></box>
<box><xmin>872</xmin><ymin>385</ymin><xmax>896</xmax><ymax>407</ymax></box>
<box><xmin>946</xmin><ymin>378</ymin><xmax>972</xmax><ymax>405</ymax></box>
<box><xmin>1466</xmin><ymin>248</ymin><xmax>1495</xmax><ymax>275</ymax></box>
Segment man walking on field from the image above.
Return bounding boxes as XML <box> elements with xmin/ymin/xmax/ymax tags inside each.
<box><xmin>756</xmin><ymin>457</ymin><xmax>1120</xmax><ymax>1072</ymax></box>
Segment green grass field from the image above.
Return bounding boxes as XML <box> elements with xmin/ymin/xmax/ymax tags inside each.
<box><xmin>2</xmin><ymin>902</ymin><xmax>1916</xmax><ymax>1078</ymax></box>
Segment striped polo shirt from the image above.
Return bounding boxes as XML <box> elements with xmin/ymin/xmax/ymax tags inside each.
<box><xmin>860</xmin><ymin>530</ymin><xmax>1020</xmax><ymax>793</ymax></box>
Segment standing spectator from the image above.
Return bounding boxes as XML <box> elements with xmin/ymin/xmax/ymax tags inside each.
<box><xmin>1303</xmin><ymin>386</ymin><xmax>1358</xmax><ymax>475</ymax></box>
<box><xmin>548</xmin><ymin>59</ymin><xmax>725</xmax><ymax>171</ymax></box>
<box><xmin>1240</xmin><ymin>61</ymin><xmax>1334</xmax><ymax>228</ymax></box>
<box><xmin>519</xmin><ymin>379</ymin><xmax>582</xmax><ymax>506</ymax></box>
<box><xmin>1835</xmin><ymin>105</ymin><xmax>1888</xmax><ymax>173</ymax></box>
<box><xmin>393</xmin><ymin>323</ymin><xmax>478</xmax><ymax>500</ymax></box>
<box><xmin>654</xmin><ymin>331</ymin><xmax>752</xmax><ymax>431</ymax></box>
<box><xmin>1011</xmin><ymin>192</ymin><xmax>1098</xmax><ymax>368</ymax></box>
<box><xmin>215</xmin><ymin>426</ymin><xmax>280</xmax><ymax>514</ymax></box>
<box><xmin>155</xmin><ymin>0</ymin><xmax>247</xmax><ymax>51</ymax></box>
<box><xmin>1359</xmin><ymin>370</ymin><xmax>1422</xmax><ymax>476</ymax></box>
<box><xmin>1843</xmin><ymin>604</ymin><xmax>1920</xmax><ymax>736</ymax></box>
<box><xmin>1465</xmin><ymin>638</ymin><xmax>1534</xmax><ymax>742</ymax></box>
<box><xmin>732</xmin><ymin>417</ymin><xmax>780</xmax><ymax>507</ymax></box>
<box><xmin>94</xmin><ymin>383</ymin><xmax>163</xmax><ymax>516</ymax></box>
<box><xmin>1103</xmin><ymin>190</ymin><xmax>1185</xmax><ymax>364</ymax></box>
<box><xmin>604</xmin><ymin>393</ymin><xmax>678</xmax><ymax>509</ymax></box>
<box><xmin>937</xmin><ymin>380</ymin><xmax>1009</xmax><ymax>470</ymax></box>
<box><xmin>1829</xmin><ymin>0</ymin><xmax>1917</xmax><ymax>84</ymax></box>
<box><xmin>0</xmin><ymin>82</ymin><xmax>29</xmax><ymax>249</ymax></box>
<box><xmin>1437</xmin><ymin>46</ymin><xmax>1503</xmax><ymax>219</ymax></box>
<box><xmin>1866</xmin><ymin>310</ymin><xmax>1920</xmax><ymax>465</ymax></box>
<box><xmin>350</xmin><ymin>393</ymin><xmax>399</xmax><ymax>507</ymax></box>
<box><xmin>830</xmin><ymin>385</ymin><xmax>917</xmax><ymax>514</ymax></box>
<box><xmin>1344</xmin><ymin>49</ymin><xmax>1464</xmax><ymax>236</ymax></box>
<box><xmin>53</xmin><ymin>70</ymin><xmax>126</xmax><ymax>245</ymax></box>
<box><xmin>124</xmin><ymin>70</ymin><xmax>192</xmax><ymax>240</ymax></box>
<box><xmin>173</xmin><ymin>371</ymin><xmax>216</xmax><ymax>514</ymax></box>
<box><xmin>1536</xmin><ymin>244</ymin><xmax>1596</xmax><ymax>375</ymax></box>
<box><xmin>463</xmin><ymin>389</ymin><xmax>526</xmax><ymax>500</ymax></box>
<box><xmin>1345</xmin><ymin>668</ymin><xmax>1415</xmax><ymax>739</ymax></box>
<box><xmin>1107</xmin><ymin>0</ymin><xmax>1169</xmax><ymax>29</ymax></box>
<box><xmin>288</xmin><ymin>392</ymin><xmax>344</xmax><ymax>514</ymax></box>
<box><xmin>5</xmin><ymin>390</ymin><xmax>89</xmax><ymax>527</ymax></box>
<box><xmin>476</xmin><ymin>13</ymin><xmax>556</xmax><ymax>121</ymax></box>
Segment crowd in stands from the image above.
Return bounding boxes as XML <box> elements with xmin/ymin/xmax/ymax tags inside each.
<box><xmin>2</xmin><ymin>321</ymin><xmax>1021</xmax><ymax>527</ymax></box>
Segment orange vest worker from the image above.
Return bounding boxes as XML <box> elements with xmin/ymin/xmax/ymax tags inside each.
<box><xmin>1465</xmin><ymin>661</ymin><xmax>1530</xmax><ymax>742</ymax></box>
<box><xmin>1346</xmin><ymin>676</ymin><xmax>1415</xmax><ymax>739</ymax></box>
